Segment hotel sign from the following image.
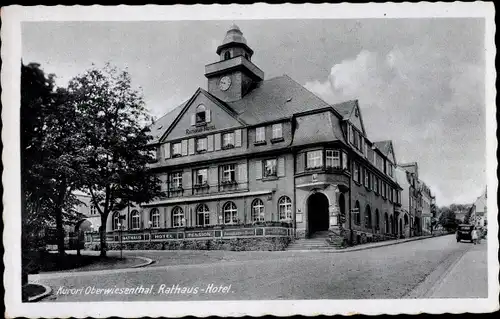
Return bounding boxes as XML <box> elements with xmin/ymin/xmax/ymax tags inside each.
<box><xmin>151</xmin><ymin>232</ymin><xmax>178</xmax><ymax>240</ymax></box>
<box><xmin>186</xmin><ymin>125</ymin><xmax>216</xmax><ymax>135</ymax></box>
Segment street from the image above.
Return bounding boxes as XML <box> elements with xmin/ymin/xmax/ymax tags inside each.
<box><xmin>31</xmin><ymin>235</ymin><xmax>487</xmax><ymax>301</ymax></box>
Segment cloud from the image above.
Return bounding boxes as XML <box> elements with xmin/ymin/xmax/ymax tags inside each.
<box><xmin>305</xmin><ymin>40</ymin><xmax>485</xmax><ymax>206</ymax></box>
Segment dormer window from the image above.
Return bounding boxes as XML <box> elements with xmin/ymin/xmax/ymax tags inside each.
<box><xmin>196</xmin><ymin>104</ymin><xmax>206</xmax><ymax>124</ymax></box>
<box><xmin>224</xmin><ymin>51</ymin><xmax>231</xmax><ymax>60</ymax></box>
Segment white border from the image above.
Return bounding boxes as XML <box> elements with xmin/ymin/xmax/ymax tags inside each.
<box><xmin>2</xmin><ymin>3</ymin><xmax>498</xmax><ymax>317</ymax></box>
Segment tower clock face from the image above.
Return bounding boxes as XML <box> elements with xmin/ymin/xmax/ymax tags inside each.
<box><xmin>218</xmin><ymin>76</ymin><xmax>232</xmax><ymax>91</ymax></box>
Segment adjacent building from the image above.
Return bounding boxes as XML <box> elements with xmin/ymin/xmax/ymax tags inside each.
<box><xmin>470</xmin><ymin>189</ymin><xmax>487</xmax><ymax>228</ymax></box>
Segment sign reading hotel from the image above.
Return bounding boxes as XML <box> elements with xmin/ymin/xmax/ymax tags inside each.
<box><xmin>151</xmin><ymin>232</ymin><xmax>178</xmax><ymax>240</ymax></box>
<box><xmin>186</xmin><ymin>124</ymin><xmax>216</xmax><ymax>135</ymax></box>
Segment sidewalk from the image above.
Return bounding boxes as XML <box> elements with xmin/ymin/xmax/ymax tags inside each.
<box><xmin>426</xmin><ymin>241</ymin><xmax>488</xmax><ymax>298</ymax></box>
<box><xmin>316</xmin><ymin>234</ymin><xmax>436</xmax><ymax>253</ymax></box>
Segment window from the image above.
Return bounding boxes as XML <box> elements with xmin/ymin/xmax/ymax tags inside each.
<box><xmin>221</xmin><ymin>164</ymin><xmax>236</xmax><ymax>182</ymax></box>
<box><xmin>365</xmin><ymin>205</ymin><xmax>372</xmax><ymax>228</ymax></box>
<box><xmin>252</xmin><ymin>199</ymin><xmax>265</xmax><ymax>222</ymax></box>
<box><xmin>342</xmin><ymin>152</ymin><xmax>348</xmax><ymax>169</ymax></box>
<box><xmin>170</xmin><ymin>172</ymin><xmax>183</xmax><ymax>189</ymax></box>
<box><xmin>130</xmin><ymin>210</ymin><xmax>141</xmax><ymax>230</ymax></box>
<box><xmin>90</xmin><ymin>205</ymin><xmax>97</xmax><ymax>216</ymax></box>
<box><xmin>353</xmin><ymin>131</ymin><xmax>359</xmax><ymax>149</ymax></box>
<box><xmin>150</xmin><ymin>208</ymin><xmax>160</xmax><ymax>228</ymax></box>
<box><xmin>263</xmin><ymin>159</ymin><xmax>277</xmax><ymax>178</ymax></box>
<box><xmin>375</xmin><ymin>177</ymin><xmax>379</xmax><ymax>193</ymax></box>
<box><xmin>172</xmin><ymin>142</ymin><xmax>182</xmax><ymax>157</ymax></box>
<box><xmin>196</xmin><ymin>204</ymin><xmax>210</xmax><ymax>226</ymax></box>
<box><xmin>353</xmin><ymin>162</ymin><xmax>360</xmax><ymax>183</ymax></box>
<box><xmin>272</xmin><ymin>123</ymin><xmax>283</xmax><ymax>139</ymax></box>
<box><xmin>222</xmin><ymin>132</ymin><xmax>235</xmax><ymax>148</ymax></box>
<box><xmin>326</xmin><ymin>150</ymin><xmax>341</xmax><ymax>169</ymax></box>
<box><xmin>223</xmin><ymin>201</ymin><xmax>238</xmax><ymax>224</ymax></box>
<box><xmin>256</xmin><ymin>127</ymin><xmax>266</xmax><ymax>142</ymax></box>
<box><xmin>196</xmin><ymin>104</ymin><xmax>206</xmax><ymax>124</ymax></box>
<box><xmin>224</xmin><ymin>51</ymin><xmax>231</xmax><ymax>60</ymax></box>
<box><xmin>353</xmin><ymin>201</ymin><xmax>361</xmax><ymax>225</ymax></box>
<box><xmin>172</xmin><ymin>206</ymin><xmax>184</xmax><ymax>227</ymax></box>
<box><xmin>388</xmin><ymin>163</ymin><xmax>393</xmax><ymax>177</ymax></box>
<box><xmin>364</xmin><ymin>169</ymin><xmax>370</xmax><ymax>188</ymax></box>
<box><xmin>196</xmin><ymin>137</ymin><xmax>207</xmax><ymax>152</ymax></box>
<box><xmin>278</xmin><ymin>196</ymin><xmax>292</xmax><ymax>221</ymax></box>
<box><xmin>112</xmin><ymin>212</ymin><xmax>120</xmax><ymax>230</ymax></box>
<box><xmin>382</xmin><ymin>182</ymin><xmax>387</xmax><ymax>198</ymax></box>
<box><xmin>195</xmin><ymin>168</ymin><xmax>208</xmax><ymax>185</ymax></box>
<box><xmin>306</xmin><ymin>150</ymin><xmax>323</xmax><ymax>169</ymax></box>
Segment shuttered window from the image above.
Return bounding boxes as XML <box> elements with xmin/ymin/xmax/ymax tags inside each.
<box><xmin>214</xmin><ymin>133</ymin><xmax>221</xmax><ymax>150</ymax></box>
<box><xmin>238</xmin><ymin>163</ymin><xmax>248</xmax><ymax>183</ymax></box>
<box><xmin>207</xmin><ymin>135</ymin><xmax>214</xmax><ymax>152</ymax></box>
<box><xmin>163</xmin><ymin>143</ymin><xmax>170</xmax><ymax>159</ymax></box>
<box><xmin>181</xmin><ymin>140</ymin><xmax>188</xmax><ymax>156</ymax></box>
<box><xmin>235</xmin><ymin>129</ymin><xmax>242</xmax><ymax>147</ymax></box>
<box><xmin>188</xmin><ymin>138</ymin><xmax>195</xmax><ymax>155</ymax></box>
<box><xmin>277</xmin><ymin>157</ymin><xmax>285</xmax><ymax>177</ymax></box>
<box><xmin>255</xmin><ymin>160</ymin><xmax>262</xmax><ymax>180</ymax></box>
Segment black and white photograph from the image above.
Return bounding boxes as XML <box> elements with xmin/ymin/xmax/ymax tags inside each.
<box><xmin>2</xmin><ymin>3</ymin><xmax>498</xmax><ymax>317</ymax></box>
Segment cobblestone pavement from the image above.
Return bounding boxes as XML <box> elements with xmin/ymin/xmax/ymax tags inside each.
<box><xmin>33</xmin><ymin>235</ymin><xmax>477</xmax><ymax>301</ymax></box>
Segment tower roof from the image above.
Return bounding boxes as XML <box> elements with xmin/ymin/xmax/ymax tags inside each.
<box><xmin>216</xmin><ymin>24</ymin><xmax>253</xmax><ymax>55</ymax></box>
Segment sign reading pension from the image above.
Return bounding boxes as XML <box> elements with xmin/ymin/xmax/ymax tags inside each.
<box><xmin>185</xmin><ymin>230</ymin><xmax>214</xmax><ymax>238</ymax></box>
<box><xmin>151</xmin><ymin>232</ymin><xmax>178</xmax><ymax>240</ymax></box>
<box><xmin>223</xmin><ymin>228</ymin><xmax>255</xmax><ymax>237</ymax></box>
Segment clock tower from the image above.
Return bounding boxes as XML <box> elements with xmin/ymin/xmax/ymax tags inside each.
<box><xmin>205</xmin><ymin>24</ymin><xmax>264</xmax><ymax>102</ymax></box>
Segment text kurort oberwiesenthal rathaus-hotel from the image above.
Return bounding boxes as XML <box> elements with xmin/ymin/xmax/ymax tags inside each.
<box><xmin>56</xmin><ymin>284</ymin><xmax>233</xmax><ymax>296</ymax></box>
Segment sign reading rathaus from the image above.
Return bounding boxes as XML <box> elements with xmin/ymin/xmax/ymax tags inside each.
<box><xmin>86</xmin><ymin>24</ymin><xmax>418</xmax><ymax>252</ymax></box>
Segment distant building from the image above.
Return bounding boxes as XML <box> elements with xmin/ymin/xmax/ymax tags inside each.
<box><xmin>470</xmin><ymin>189</ymin><xmax>487</xmax><ymax>228</ymax></box>
<box><xmin>420</xmin><ymin>182</ymin><xmax>433</xmax><ymax>235</ymax></box>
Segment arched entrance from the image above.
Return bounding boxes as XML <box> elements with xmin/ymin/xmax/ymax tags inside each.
<box><xmin>307</xmin><ymin>192</ymin><xmax>329</xmax><ymax>237</ymax></box>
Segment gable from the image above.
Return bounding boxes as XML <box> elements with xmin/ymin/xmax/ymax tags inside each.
<box><xmin>163</xmin><ymin>90</ymin><xmax>244</xmax><ymax>141</ymax></box>
<box><xmin>349</xmin><ymin>103</ymin><xmax>366</xmax><ymax>135</ymax></box>
<box><xmin>387</xmin><ymin>143</ymin><xmax>396</xmax><ymax>164</ymax></box>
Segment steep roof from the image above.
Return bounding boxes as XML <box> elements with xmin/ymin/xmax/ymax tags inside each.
<box><xmin>148</xmin><ymin>74</ymin><xmax>355</xmax><ymax>143</ymax></box>
<box><xmin>148</xmin><ymin>100</ymin><xmax>188</xmax><ymax>144</ymax></box>
<box><xmin>374</xmin><ymin>141</ymin><xmax>392</xmax><ymax>155</ymax></box>
<box><xmin>332</xmin><ymin>100</ymin><xmax>356</xmax><ymax>118</ymax></box>
<box><xmin>228</xmin><ymin>75</ymin><xmax>334</xmax><ymax>124</ymax></box>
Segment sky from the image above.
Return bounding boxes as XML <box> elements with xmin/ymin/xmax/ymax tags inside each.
<box><xmin>21</xmin><ymin>18</ymin><xmax>487</xmax><ymax>206</ymax></box>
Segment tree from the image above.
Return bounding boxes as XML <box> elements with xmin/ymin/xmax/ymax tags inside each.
<box><xmin>438</xmin><ymin>207</ymin><xmax>459</xmax><ymax>232</ymax></box>
<box><xmin>21</xmin><ymin>62</ymin><xmax>85</xmax><ymax>260</ymax></box>
<box><xmin>67</xmin><ymin>64</ymin><xmax>164</xmax><ymax>257</ymax></box>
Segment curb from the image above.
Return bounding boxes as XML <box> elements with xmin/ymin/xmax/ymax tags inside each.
<box><xmin>26</xmin><ymin>283</ymin><xmax>52</xmax><ymax>302</ymax></box>
<box><xmin>130</xmin><ymin>256</ymin><xmax>154</xmax><ymax>268</ymax></box>
<box><xmin>289</xmin><ymin>235</ymin><xmax>437</xmax><ymax>253</ymax></box>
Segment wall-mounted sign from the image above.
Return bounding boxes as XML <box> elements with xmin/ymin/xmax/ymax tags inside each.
<box><xmin>122</xmin><ymin>234</ymin><xmax>145</xmax><ymax>241</ymax></box>
<box><xmin>151</xmin><ymin>232</ymin><xmax>177</xmax><ymax>240</ymax></box>
<box><xmin>186</xmin><ymin>125</ymin><xmax>216</xmax><ymax>135</ymax></box>
<box><xmin>296</xmin><ymin>213</ymin><xmax>303</xmax><ymax>223</ymax></box>
<box><xmin>312</xmin><ymin>173</ymin><xmax>318</xmax><ymax>182</ymax></box>
<box><xmin>224</xmin><ymin>228</ymin><xmax>255</xmax><ymax>237</ymax></box>
<box><xmin>185</xmin><ymin>231</ymin><xmax>214</xmax><ymax>238</ymax></box>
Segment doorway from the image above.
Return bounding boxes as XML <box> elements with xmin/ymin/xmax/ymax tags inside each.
<box><xmin>307</xmin><ymin>192</ymin><xmax>329</xmax><ymax>236</ymax></box>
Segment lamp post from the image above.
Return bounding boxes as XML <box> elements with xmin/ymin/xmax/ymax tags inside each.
<box><xmin>117</xmin><ymin>223</ymin><xmax>123</xmax><ymax>260</ymax></box>
<box><xmin>148</xmin><ymin>220</ymin><xmax>153</xmax><ymax>242</ymax></box>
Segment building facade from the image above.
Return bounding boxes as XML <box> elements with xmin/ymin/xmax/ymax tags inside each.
<box><xmin>84</xmin><ymin>25</ymin><xmax>439</xmax><ymax>250</ymax></box>
<box><xmin>470</xmin><ymin>189</ymin><xmax>487</xmax><ymax>228</ymax></box>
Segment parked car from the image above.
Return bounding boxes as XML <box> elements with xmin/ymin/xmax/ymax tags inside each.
<box><xmin>456</xmin><ymin>224</ymin><xmax>474</xmax><ymax>242</ymax></box>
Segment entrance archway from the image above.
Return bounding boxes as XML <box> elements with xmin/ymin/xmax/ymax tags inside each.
<box><xmin>307</xmin><ymin>192</ymin><xmax>329</xmax><ymax>236</ymax></box>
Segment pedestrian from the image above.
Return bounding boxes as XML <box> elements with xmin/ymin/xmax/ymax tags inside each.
<box><xmin>471</xmin><ymin>228</ymin><xmax>478</xmax><ymax>245</ymax></box>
